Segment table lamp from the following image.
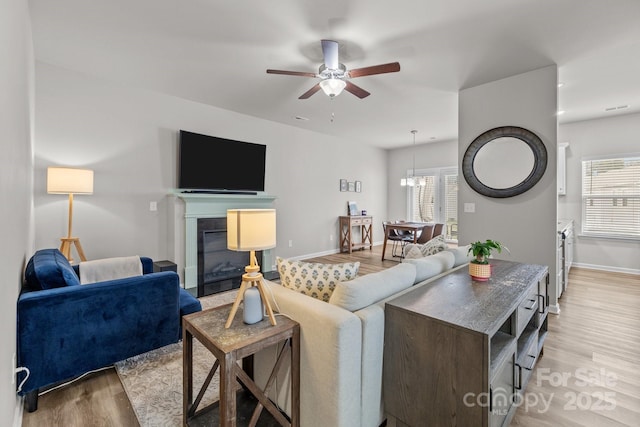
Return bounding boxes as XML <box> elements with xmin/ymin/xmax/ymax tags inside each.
<box><xmin>224</xmin><ymin>209</ymin><xmax>277</xmax><ymax>328</ymax></box>
<box><xmin>47</xmin><ymin>167</ymin><xmax>94</xmax><ymax>263</ymax></box>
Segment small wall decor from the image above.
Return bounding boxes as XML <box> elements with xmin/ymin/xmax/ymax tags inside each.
<box><xmin>348</xmin><ymin>182</ymin><xmax>355</xmax><ymax>192</ymax></box>
<box><xmin>339</xmin><ymin>179</ymin><xmax>347</xmax><ymax>192</ymax></box>
<box><xmin>355</xmin><ymin>181</ymin><xmax>362</xmax><ymax>192</ymax></box>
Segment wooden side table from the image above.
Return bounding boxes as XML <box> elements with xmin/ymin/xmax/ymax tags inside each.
<box><xmin>183</xmin><ymin>303</ymin><xmax>300</xmax><ymax>427</ymax></box>
<box><xmin>339</xmin><ymin>215</ymin><xmax>373</xmax><ymax>253</ymax></box>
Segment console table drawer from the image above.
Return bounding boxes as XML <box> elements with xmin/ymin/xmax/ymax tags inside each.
<box><xmin>351</xmin><ymin>218</ymin><xmax>363</xmax><ymax>225</ymax></box>
<box><xmin>516</xmin><ymin>287</ymin><xmax>538</xmax><ymax>337</ymax></box>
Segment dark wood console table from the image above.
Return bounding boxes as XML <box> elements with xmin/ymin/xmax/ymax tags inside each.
<box><xmin>384</xmin><ymin>260</ymin><xmax>549</xmax><ymax>427</ymax></box>
<box><xmin>183</xmin><ymin>303</ymin><xmax>300</xmax><ymax>427</ymax></box>
<box><xmin>339</xmin><ymin>215</ymin><xmax>373</xmax><ymax>253</ymax></box>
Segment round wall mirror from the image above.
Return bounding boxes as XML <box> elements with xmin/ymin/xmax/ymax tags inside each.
<box><xmin>462</xmin><ymin>126</ymin><xmax>547</xmax><ymax>198</ymax></box>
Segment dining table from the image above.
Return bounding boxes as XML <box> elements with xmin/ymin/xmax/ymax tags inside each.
<box><xmin>381</xmin><ymin>222</ymin><xmax>429</xmax><ymax>261</ymax></box>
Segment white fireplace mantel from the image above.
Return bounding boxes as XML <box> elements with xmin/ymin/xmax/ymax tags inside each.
<box><xmin>175</xmin><ymin>192</ymin><xmax>277</xmax><ymax>289</ymax></box>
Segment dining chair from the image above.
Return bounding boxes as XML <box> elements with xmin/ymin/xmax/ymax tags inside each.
<box><xmin>432</xmin><ymin>223</ymin><xmax>445</xmax><ymax>238</ymax></box>
<box><xmin>382</xmin><ymin>221</ymin><xmax>399</xmax><ymax>257</ymax></box>
<box><xmin>416</xmin><ymin>224</ymin><xmax>435</xmax><ymax>244</ymax></box>
<box><xmin>394</xmin><ymin>220</ymin><xmax>416</xmax><ymax>257</ymax></box>
<box><xmin>383</xmin><ymin>221</ymin><xmax>413</xmax><ymax>257</ymax></box>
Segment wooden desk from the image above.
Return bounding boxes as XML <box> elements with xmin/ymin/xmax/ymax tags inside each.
<box><xmin>381</xmin><ymin>222</ymin><xmax>427</xmax><ymax>261</ymax></box>
<box><xmin>183</xmin><ymin>304</ymin><xmax>300</xmax><ymax>427</ymax></box>
<box><xmin>339</xmin><ymin>215</ymin><xmax>373</xmax><ymax>253</ymax></box>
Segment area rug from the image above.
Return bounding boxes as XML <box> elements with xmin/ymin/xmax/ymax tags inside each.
<box><xmin>115</xmin><ymin>289</ymin><xmax>239</xmax><ymax>427</ymax></box>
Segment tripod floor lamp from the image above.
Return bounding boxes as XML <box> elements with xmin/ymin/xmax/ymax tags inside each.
<box><xmin>47</xmin><ymin>167</ymin><xmax>94</xmax><ymax>263</ymax></box>
<box><xmin>225</xmin><ymin>209</ymin><xmax>277</xmax><ymax>328</ymax></box>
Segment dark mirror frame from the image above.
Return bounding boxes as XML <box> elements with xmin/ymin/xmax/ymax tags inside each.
<box><xmin>462</xmin><ymin>126</ymin><xmax>548</xmax><ymax>198</ymax></box>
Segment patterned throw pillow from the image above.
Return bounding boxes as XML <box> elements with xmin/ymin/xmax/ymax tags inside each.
<box><xmin>276</xmin><ymin>257</ymin><xmax>360</xmax><ymax>302</ymax></box>
<box><xmin>403</xmin><ymin>234</ymin><xmax>448</xmax><ymax>259</ymax></box>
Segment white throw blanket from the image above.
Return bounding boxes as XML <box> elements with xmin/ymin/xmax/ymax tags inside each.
<box><xmin>79</xmin><ymin>256</ymin><xmax>143</xmax><ymax>284</ymax></box>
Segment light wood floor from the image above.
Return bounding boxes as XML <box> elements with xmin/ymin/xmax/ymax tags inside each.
<box><xmin>22</xmin><ymin>246</ymin><xmax>640</xmax><ymax>426</ymax></box>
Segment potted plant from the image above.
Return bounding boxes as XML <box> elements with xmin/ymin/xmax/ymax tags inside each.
<box><xmin>467</xmin><ymin>239</ymin><xmax>508</xmax><ymax>281</ymax></box>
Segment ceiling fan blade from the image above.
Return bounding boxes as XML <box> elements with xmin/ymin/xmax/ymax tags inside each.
<box><xmin>348</xmin><ymin>62</ymin><xmax>401</xmax><ymax>78</ymax></box>
<box><xmin>321</xmin><ymin>39</ymin><xmax>340</xmax><ymax>70</ymax></box>
<box><xmin>344</xmin><ymin>81</ymin><xmax>370</xmax><ymax>99</ymax></box>
<box><xmin>266</xmin><ymin>69</ymin><xmax>317</xmax><ymax>78</ymax></box>
<box><xmin>299</xmin><ymin>84</ymin><xmax>322</xmax><ymax>99</ymax></box>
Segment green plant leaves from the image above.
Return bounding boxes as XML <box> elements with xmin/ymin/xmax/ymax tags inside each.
<box><xmin>467</xmin><ymin>239</ymin><xmax>508</xmax><ymax>264</ymax></box>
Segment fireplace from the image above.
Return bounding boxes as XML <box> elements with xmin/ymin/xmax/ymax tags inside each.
<box><xmin>176</xmin><ymin>192</ymin><xmax>276</xmax><ymax>293</ymax></box>
<box><xmin>197</xmin><ymin>217</ymin><xmax>262</xmax><ymax>297</ymax></box>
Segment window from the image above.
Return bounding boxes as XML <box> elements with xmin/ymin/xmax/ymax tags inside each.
<box><xmin>582</xmin><ymin>155</ymin><xmax>640</xmax><ymax>239</ymax></box>
<box><xmin>407</xmin><ymin>167</ymin><xmax>458</xmax><ymax>241</ymax></box>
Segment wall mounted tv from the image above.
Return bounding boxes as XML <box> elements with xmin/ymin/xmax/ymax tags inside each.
<box><xmin>178</xmin><ymin>130</ymin><xmax>266</xmax><ymax>194</ymax></box>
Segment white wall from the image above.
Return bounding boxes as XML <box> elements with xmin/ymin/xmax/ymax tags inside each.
<box><xmin>558</xmin><ymin>112</ymin><xmax>640</xmax><ymax>274</ymax></box>
<box><xmin>1</xmin><ymin>0</ymin><xmax>35</xmax><ymax>423</ymax></box>
<box><xmin>387</xmin><ymin>111</ymin><xmax>639</xmax><ymax>277</ymax></box>
<box><xmin>458</xmin><ymin>66</ymin><xmax>559</xmax><ymax>309</ymax></box>
<box><xmin>33</xmin><ymin>63</ymin><xmax>388</xmax><ymax>279</ymax></box>
<box><xmin>386</xmin><ymin>139</ymin><xmax>458</xmax><ymax>221</ymax></box>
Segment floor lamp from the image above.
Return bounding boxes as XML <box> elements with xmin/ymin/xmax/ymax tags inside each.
<box><xmin>47</xmin><ymin>167</ymin><xmax>94</xmax><ymax>263</ymax></box>
<box><xmin>225</xmin><ymin>209</ymin><xmax>277</xmax><ymax>328</ymax></box>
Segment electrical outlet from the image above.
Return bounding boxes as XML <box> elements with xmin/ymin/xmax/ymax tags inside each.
<box><xmin>12</xmin><ymin>353</ymin><xmax>16</xmax><ymax>385</ymax></box>
<box><xmin>149</xmin><ymin>201</ymin><xmax>157</xmax><ymax>212</ymax></box>
<box><xmin>288</xmin><ymin>240</ymin><xmax>293</xmax><ymax>248</ymax></box>
<box><xmin>464</xmin><ymin>203</ymin><xmax>476</xmax><ymax>213</ymax></box>
<box><xmin>329</xmin><ymin>234</ymin><xmax>334</xmax><ymax>241</ymax></box>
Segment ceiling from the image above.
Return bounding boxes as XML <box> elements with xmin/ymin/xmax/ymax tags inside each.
<box><xmin>29</xmin><ymin>0</ymin><xmax>640</xmax><ymax>149</ymax></box>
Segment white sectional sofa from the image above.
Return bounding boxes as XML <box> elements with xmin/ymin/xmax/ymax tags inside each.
<box><xmin>254</xmin><ymin>246</ymin><xmax>472</xmax><ymax>427</ymax></box>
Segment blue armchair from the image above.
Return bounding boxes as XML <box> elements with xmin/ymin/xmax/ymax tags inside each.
<box><xmin>17</xmin><ymin>249</ymin><xmax>201</xmax><ymax>412</ymax></box>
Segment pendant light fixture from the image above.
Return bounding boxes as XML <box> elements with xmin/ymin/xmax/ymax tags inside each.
<box><xmin>401</xmin><ymin>130</ymin><xmax>418</xmax><ymax>186</ymax></box>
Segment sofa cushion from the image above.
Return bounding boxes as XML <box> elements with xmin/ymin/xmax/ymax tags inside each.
<box><xmin>329</xmin><ymin>263</ymin><xmax>416</xmax><ymax>312</ymax></box>
<box><xmin>403</xmin><ymin>234</ymin><xmax>448</xmax><ymax>259</ymax></box>
<box><xmin>277</xmin><ymin>257</ymin><xmax>360</xmax><ymax>302</ymax></box>
<box><xmin>24</xmin><ymin>248</ymin><xmax>81</xmax><ymax>291</ymax></box>
<box><xmin>402</xmin><ymin>251</ymin><xmax>455</xmax><ymax>283</ymax></box>
<box><xmin>445</xmin><ymin>245</ymin><xmax>474</xmax><ymax>267</ymax></box>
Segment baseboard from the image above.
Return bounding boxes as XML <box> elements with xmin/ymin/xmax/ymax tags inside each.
<box><xmin>548</xmin><ymin>303</ymin><xmax>561</xmax><ymax>315</ymax></box>
<box><xmin>13</xmin><ymin>395</ymin><xmax>24</xmax><ymax>427</ymax></box>
<box><xmin>286</xmin><ymin>240</ymin><xmax>386</xmax><ymax>262</ymax></box>
<box><xmin>288</xmin><ymin>248</ymin><xmax>340</xmax><ymax>261</ymax></box>
<box><xmin>572</xmin><ymin>263</ymin><xmax>640</xmax><ymax>276</ymax></box>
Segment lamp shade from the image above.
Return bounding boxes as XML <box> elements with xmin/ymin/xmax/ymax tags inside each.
<box><xmin>47</xmin><ymin>167</ymin><xmax>94</xmax><ymax>194</ymax></box>
<box><xmin>319</xmin><ymin>79</ymin><xmax>346</xmax><ymax>97</ymax></box>
<box><xmin>227</xmin><ymin>209</ymin><xmax>276</xmax><ymax>251</ymax></box>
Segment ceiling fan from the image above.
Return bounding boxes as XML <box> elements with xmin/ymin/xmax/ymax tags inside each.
<box><xmin>266</xmin><ymin>39</ymin><xmax>400</xmax><ymax>99</ymax></box>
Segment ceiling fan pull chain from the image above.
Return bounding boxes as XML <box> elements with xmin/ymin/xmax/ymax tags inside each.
<box><xmin>330</xmin><ymin>98</ymin><xmax>336</xmax><ymax>123</ymax></box>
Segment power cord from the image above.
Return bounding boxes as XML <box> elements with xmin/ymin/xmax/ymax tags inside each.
<box><xmin>15</xmin><ymin>367</ymin><xmax>30</xmax><ymax>393</ymax></box>
<box><xmin>38</xmin><ymin>366</ymin><xmax>113</xmax><ymax>396</ymax></box>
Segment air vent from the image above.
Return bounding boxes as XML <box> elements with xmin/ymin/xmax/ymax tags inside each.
<box><xmin>605</xmin><ymin>105</ymin><xmax>630</xmax><ymax>112</ymax></box>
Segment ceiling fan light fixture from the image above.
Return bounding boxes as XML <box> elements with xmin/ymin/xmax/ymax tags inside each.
<box><xmin>319</xmin><ymin>78</ymin><xmax>346</xmax><ymax>97</ymax></box>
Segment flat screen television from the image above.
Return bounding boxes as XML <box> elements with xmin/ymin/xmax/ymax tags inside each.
<box><xmin>178</xmin><ymin>130</ymin><xmax>266</xmax><ymax>193</ymax></box>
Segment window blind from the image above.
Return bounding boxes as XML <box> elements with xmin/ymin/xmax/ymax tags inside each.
<box><xmin>408</xmin><ymin>167</ymin><xmax>458</xmax><ymax>241</ymax></box>
<box><xmin>582</xmin><ymin>156</ymin><xmax>640</xmax><ymax>238</ymax></box>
